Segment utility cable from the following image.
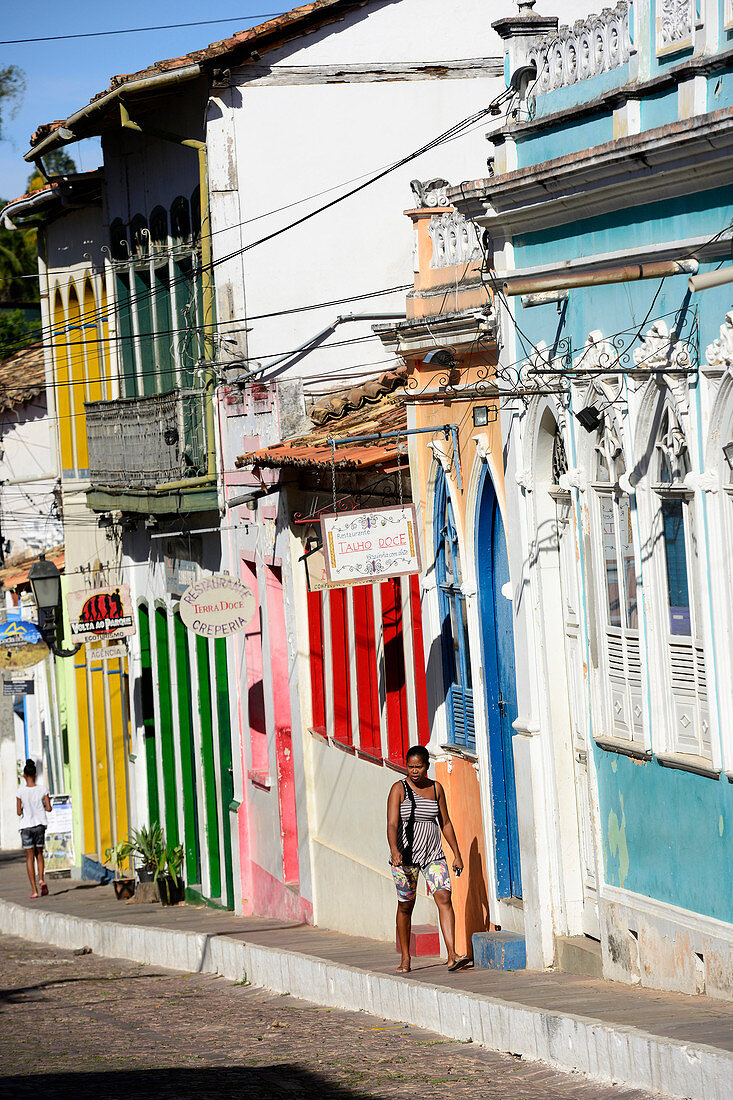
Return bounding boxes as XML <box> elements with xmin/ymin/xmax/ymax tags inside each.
<box><xmin>0</xmin><ymin>13</ymin><xmax>287</xmax><ymax>46</ymax></box>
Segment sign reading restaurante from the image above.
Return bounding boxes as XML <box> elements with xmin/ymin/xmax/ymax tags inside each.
<box><xmin>179</xmin><ymin>574</ymin><xmax>256</xmax><ymax>637</ymax></box>
<box><xmin>320</xmin><ymin>505</ymin><xmax>422</xmax><ymax>585</ymax></box>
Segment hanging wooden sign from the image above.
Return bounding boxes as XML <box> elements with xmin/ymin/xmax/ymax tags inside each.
<box><xmin>67</xmin><ymin>585</ymin><xmax>135</xmax><ymax>643</ymax></box>
<box><xmin>179</xmin><ymin>574</ymin><xmax>256</xmax><ymax>638</ymax></box>
<box><xmin>320</xmin><ymin>504</ymin><xmax>422</xmax><ymax>586</ymax></box>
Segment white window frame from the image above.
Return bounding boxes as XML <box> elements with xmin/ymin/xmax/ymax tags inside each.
<box><xmin>649</xmin><ymin>406</ymin><xmax>711</xmax><ymax>764</ymax></box>
<box><xmin>588</xmin><ymin>419</ymin><xmax>646</xmax><ymax>753</ymax></box>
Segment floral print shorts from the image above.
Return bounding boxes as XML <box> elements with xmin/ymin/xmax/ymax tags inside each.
<box><xmin>391</xmin><ymin>857</ymin><xmax>451</xmax><ymax>903</ymax></box>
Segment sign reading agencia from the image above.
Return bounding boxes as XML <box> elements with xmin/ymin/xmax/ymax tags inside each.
<box><xmin>320</xmin><ymin>504</ymin><xmax>422</xmax><ymax>585</ymax></box>
<box><xmin>179</xmin><ymin>574</ymin><xmax>256</xmax><ymax>638</ymax></box>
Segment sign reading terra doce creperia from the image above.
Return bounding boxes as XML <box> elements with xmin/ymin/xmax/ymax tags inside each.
<box><xmin>320</xmin><ymin>505</ymin><xmax>422</xmax><ymax>585</ymax></box>
<box><xmin>179</xmin><ymin>574</ymin><xmax>256</xmax><ymax>638</ymax></box>
<box><xmin>0</xmin><ymin>620</ymin><xmax>48</xmax><ymax>671</ymax></box>
<box><xmin>67</xmin><ymin>585</ymin><xmax>135</xmax><ymax>643</ymax></box>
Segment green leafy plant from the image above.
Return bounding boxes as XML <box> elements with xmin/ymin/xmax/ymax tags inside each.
<box><xmin>153</xmin><ymin>842</ymin><xmax>184</xmax><ymax>904</ymax></box>
<box><xmin>130</xmin><ymin>822</ymin><xmax>164</xmax><ymax>872</ymax></box>
<box><xmin>104</xmin><ymin>840</ymin><xmax>134</xmax><ymax>878</ymax></box>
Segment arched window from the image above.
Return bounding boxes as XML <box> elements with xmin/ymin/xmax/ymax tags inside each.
<box><xmin>434</xmin><ymin>465</ymin><xmax>474</xmax><ymax>749</ymax></box>
<box><xmin>652</xmin><ymin>404</ymin><xmax>710</xmax><ymax>757</ymax></box>
<box><xmin>170</xmin><ymin>196</ymin><xmax>191</xmax><ymax>244</ymax></box>
<box><xmin>109</xmin><ymin>218</ymin><xmax>128</xmax><ymax>262</ymax></box>
<box><xmin>149</xmin><ymin>206</ymin><xmax>168</xmax><ymax>252</ymax></box>
<box><xmin>591</xmin><ymin>417</ymin><xmax>643</xmax><ymax>745</ymax></box>
<box><xmin>130</xmin><ymin>213</ymin><xmax>149</xmax><ymax>261</ymax></box>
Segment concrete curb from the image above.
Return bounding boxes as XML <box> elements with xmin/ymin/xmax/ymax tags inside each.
<box><xmin>1</xmin><ymin>898</ymin><xmax>728</xmax><ymax>1099</ymax></box>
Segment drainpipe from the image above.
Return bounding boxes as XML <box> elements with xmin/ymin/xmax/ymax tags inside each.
<box><xmin>503</xmin><ymin>258</ymin><xmax>698</xmax><ymax>297</ymax></box>
<box><xmin>119</xmin><ymin>101</ymin><xmax>217</xmax><ymax>479</ymax></box>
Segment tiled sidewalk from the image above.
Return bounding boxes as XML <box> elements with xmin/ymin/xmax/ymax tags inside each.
<box><xmin>1</xmin><ymin>851</ymin><xmax>731</xmax><ymax>1098</ymax></box>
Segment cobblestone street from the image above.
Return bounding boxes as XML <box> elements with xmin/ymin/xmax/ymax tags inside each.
<box><xmin>0</xmin><ymin>933</ymin><xmax>660</xmax><ymax>1099</ymax></box>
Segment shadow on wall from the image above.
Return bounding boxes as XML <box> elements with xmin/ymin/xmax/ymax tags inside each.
<box><xmin>464</xmin><ymin>837</ymin><xmax>493</xmax><ymax>951</ymax></box>
<box><xmin>0</xmin><ymin>1066</ymin><xmax>362</xmax><ymax>1098</ymax></box>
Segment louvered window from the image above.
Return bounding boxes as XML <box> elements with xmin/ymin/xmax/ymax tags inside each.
<box><xmin>654</xmin><ymin>409</ymin><xmax>710</xmax><ymax>758</ymax></box>
<box><xmin>434</xmin><ymin>466</ymin><xmax>474</xmax><ymax>750</ymax></box>
<box><xmin>593</xmin><ymin>429</ymin><xmax>644</xmax><ymax>744</ymax></box>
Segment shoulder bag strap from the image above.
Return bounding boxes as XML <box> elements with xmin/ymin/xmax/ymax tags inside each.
<box><xmin>402</xmin><ymin>779</ymin><xmax>417</xmax><ymax>865</ymax></box>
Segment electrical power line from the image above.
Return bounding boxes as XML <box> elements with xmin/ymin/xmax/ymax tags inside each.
<box><xmin>12</xmin><ymin>93</ymin><xmax>512</xmax><ymax>353</ymax></box>
<box><xmin>0</xmin><ymin>13</ymin><xmax>286</xmax><ymax>46</ymax></box>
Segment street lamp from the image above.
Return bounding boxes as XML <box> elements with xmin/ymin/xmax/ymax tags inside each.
<box><xmin>28</xmin><ymin>554</ymin><xmax>81</xmax><ymax>658</ymax></box>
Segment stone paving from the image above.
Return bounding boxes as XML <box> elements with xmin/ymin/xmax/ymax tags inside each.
<box><xmin>0</xmin><ymin>934</ymin><xmax>659</xmax><ymax>1099</ymax></box>
<box><xmin>1</xmin><ymin>854</ymin><xmax>731</xmax><ymax>1055</ymax></box>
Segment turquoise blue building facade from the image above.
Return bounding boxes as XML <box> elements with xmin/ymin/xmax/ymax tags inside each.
<box><xmin>452</xmin><ymin>0</ymin><xmax>733</xmax><ymax>996</ymax></box>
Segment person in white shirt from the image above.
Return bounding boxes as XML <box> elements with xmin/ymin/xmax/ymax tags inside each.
<box><xmin>16</xmin><ymin>759</ymin><xmax>51</xmax><ymax>898</ymax></box>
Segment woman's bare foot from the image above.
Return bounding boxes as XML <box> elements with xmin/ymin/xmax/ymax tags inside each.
<box><xmin>396</xmin><ymin>960</ymin><xmax>411</xmax><ymax>973</ymax></box>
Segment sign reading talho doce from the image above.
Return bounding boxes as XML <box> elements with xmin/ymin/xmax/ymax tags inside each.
<box><xmin>0</xmin><ymin>620</ymin><xmax>49</xmax><ymax>671</ymax></box>
<box><xmin>67</xmin><ymin>585</ymin><xmax>135</xmax><ymax>643</ymax></box>
<box><xmin>179</xmin><ymin>574</ymin><xmax>256</xmax><ymax>638</ymax></box>
<box><xmin>320</xmin><ymin>504</ymin><xmax>422</xmax><ymax>586</ymax></box>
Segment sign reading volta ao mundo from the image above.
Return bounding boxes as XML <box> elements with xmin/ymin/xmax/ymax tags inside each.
<box><xmin>0</xmin><ymin>620</ymin><xmax>49</xmax><ymax>671</ymax></box>
<box><xmin>320</xmin><ymin>504</ymin><xmax>422</xmax><ymax>585</ymax></box>
<box><xmin>67</xmin><ymin>585</ymin><xmax>135</xmax><ymax>643</ymax></box>
<box><xmin>179</xmin><ymin>574</ymin><xmax>256</xmax><ymax>638</ymax></box>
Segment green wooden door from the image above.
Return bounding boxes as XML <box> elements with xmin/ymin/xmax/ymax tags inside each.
<box><xmin>155</xmin><ymin>607</ymin><xmax>179</xmax><ymax>845</ymax></box>
<box><xmin>174</xmin><ymin>612</ymin><xmax>200</xmax><ymax>885</ymax></box>
<box><xmin>196</xmin><ymin>635</ymin><xmax>221</xmax><ymax>900</ymax></box>
<box><xmin>215</xmin><ymin>638</ymin><xmax>235</xmax><ymax>909</ymax></box>
<box><xmin>137</xmin><ymin>604</ymin><xmax>160</xmax><ymax>825</ymax></box>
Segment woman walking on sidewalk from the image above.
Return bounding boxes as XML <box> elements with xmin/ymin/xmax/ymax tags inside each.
<box><xmin>387</xmin><ymin>744</ymin><xmax>471</xmax><ymax>974</ymax></box>
<box><xmin>16</xmin><ymin>759</ymin><xmax>51</xmax><ymax>898</ymax></box>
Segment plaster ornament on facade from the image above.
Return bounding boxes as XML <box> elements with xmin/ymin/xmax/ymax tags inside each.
<box><xmin>428</xmin><ymin>211</ymin><xmax>481</xmax><ymax>270</ymax></box>
<box><xmin>656</xmin><ymin>0</ymin><xmax>696</xmax><ymax>56</ymax></box>
<box><xmin>528</xmin><ymin>1</ymin><xmax>632</xmax><ymax>94</ymax></box>
<box><xmin>704</xmin><ymin>309</ymin><xmax>733</xmax><ymax>373</ymax></box>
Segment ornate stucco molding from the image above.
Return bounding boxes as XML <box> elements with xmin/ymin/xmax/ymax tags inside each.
<box><xmin>559</xmin><ymin>467</ymin><xmax>585</xmax><ymax>492</ymax></box>
<box><xmin>521</xmin><ymin>339</ymin><xmax>565</xmax><ymax>384</ymax></box>
<box><xmin>473</xmin><ymin>433</ymin><xmax>491</xmax><ymax>462</ymax></box>
<box><xmin>633</xmin><ymin>320</ymin><xmax>692</xmax><ymax>420</ymax></box>
<box><xmin>684</xmin><ymin>470</ymin><xmax>719</xmax><ymax>493</ymax></box>
<box><xmin>528</xmin><ymin>2</ymin><xmax>631</xmax><ymax>94</ymax></box>
<box><xmin>410</xmin><ymin>178</ymin><xmax>451</xmax><ymax>208</ymax></box>
<box><xmin>428</xmin><ymin>211</ymin><xmax>480</xmax><ymax>269</ymax></box>
<box><xmin>656</xmin><ymin>0</ymin><xmax>695</xmax><ymax>58</ymax></box>
<box><xmin>703</xmin><ymin>309</ymin><xmax>733</xmax><ymax>380</ymax></box>
<box><xmin>429</xmin><ymin>438</ymin><xmax>452</xmax><ymax>474</ymax></box>
<box><xmin>515</xmin><ymin>469</ymin><xmax>533</xmax><ymax>492</ymax></box>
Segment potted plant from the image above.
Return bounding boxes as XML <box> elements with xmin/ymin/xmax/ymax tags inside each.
<box><xmin>154</xmin><ymin>843</ymin><xmax>184</xmax><ymax>905</ymax></box>
<box><xmin>105</xmin><ymin>840</ymin><xmax>135</xmax><ymax>900</ymax></box>
<box><xmin>130</xmin><ymin>822</ymin><xmax>163</xmax><ymax>882</ymax></box>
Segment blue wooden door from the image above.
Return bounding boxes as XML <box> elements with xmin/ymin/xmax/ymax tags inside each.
<box><xmin>477</xmin><ymin>468</ymin><xmax>522</xmax><ymax>900</ymax></box>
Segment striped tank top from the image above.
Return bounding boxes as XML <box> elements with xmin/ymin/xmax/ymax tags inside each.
<box><xmin>398</xmin><ymin>780</ymin><xmax>444</xmax><ymax>868</ymax></box>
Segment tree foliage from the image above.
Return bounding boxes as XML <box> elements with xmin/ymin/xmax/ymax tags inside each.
<box><xmin>0</xmin><ymin>65</ymin><xmax>25</xmax><ymax>140</ymax></box>
<box><xmin>0</xmin><ymin>309</ymin><xmax>41</xmax><ymax>359</ymax></box>
<box><xmin>27</xmin><ymin>149</ymin><xmax>77</xmax><ymax>193</ymax></box>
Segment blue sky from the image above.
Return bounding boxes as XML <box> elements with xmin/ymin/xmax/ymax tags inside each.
<box><xmin>0</xmin><ymin>3</ymin><xmax>285</xmax><ymax>199</ymax></box>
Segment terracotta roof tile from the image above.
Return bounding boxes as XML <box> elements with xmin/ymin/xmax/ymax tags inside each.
<box><xmin>0</xmin><ymin>546</ymin><xmax>64</xmax><ymax>591</ymax></box>
<box><xmin>310</xmin><ymin>364</ymin><xmax>408</xmax><ymax>425</ymax></box>
<box><xmin>236</xmin><ymin>394</ymin><xmax>406</xmax><ymax>471</ymax></box>
<box><xmin>0</xmin><ymin>343</ymin><xmax>46</xmax><ymax>411</ymax></box>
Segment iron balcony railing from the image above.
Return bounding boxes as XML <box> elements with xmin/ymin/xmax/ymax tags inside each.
<box><xmin>85</xmin><ymin>389</ymin><xmax>207</xmax><ymax>490</ymax></box>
